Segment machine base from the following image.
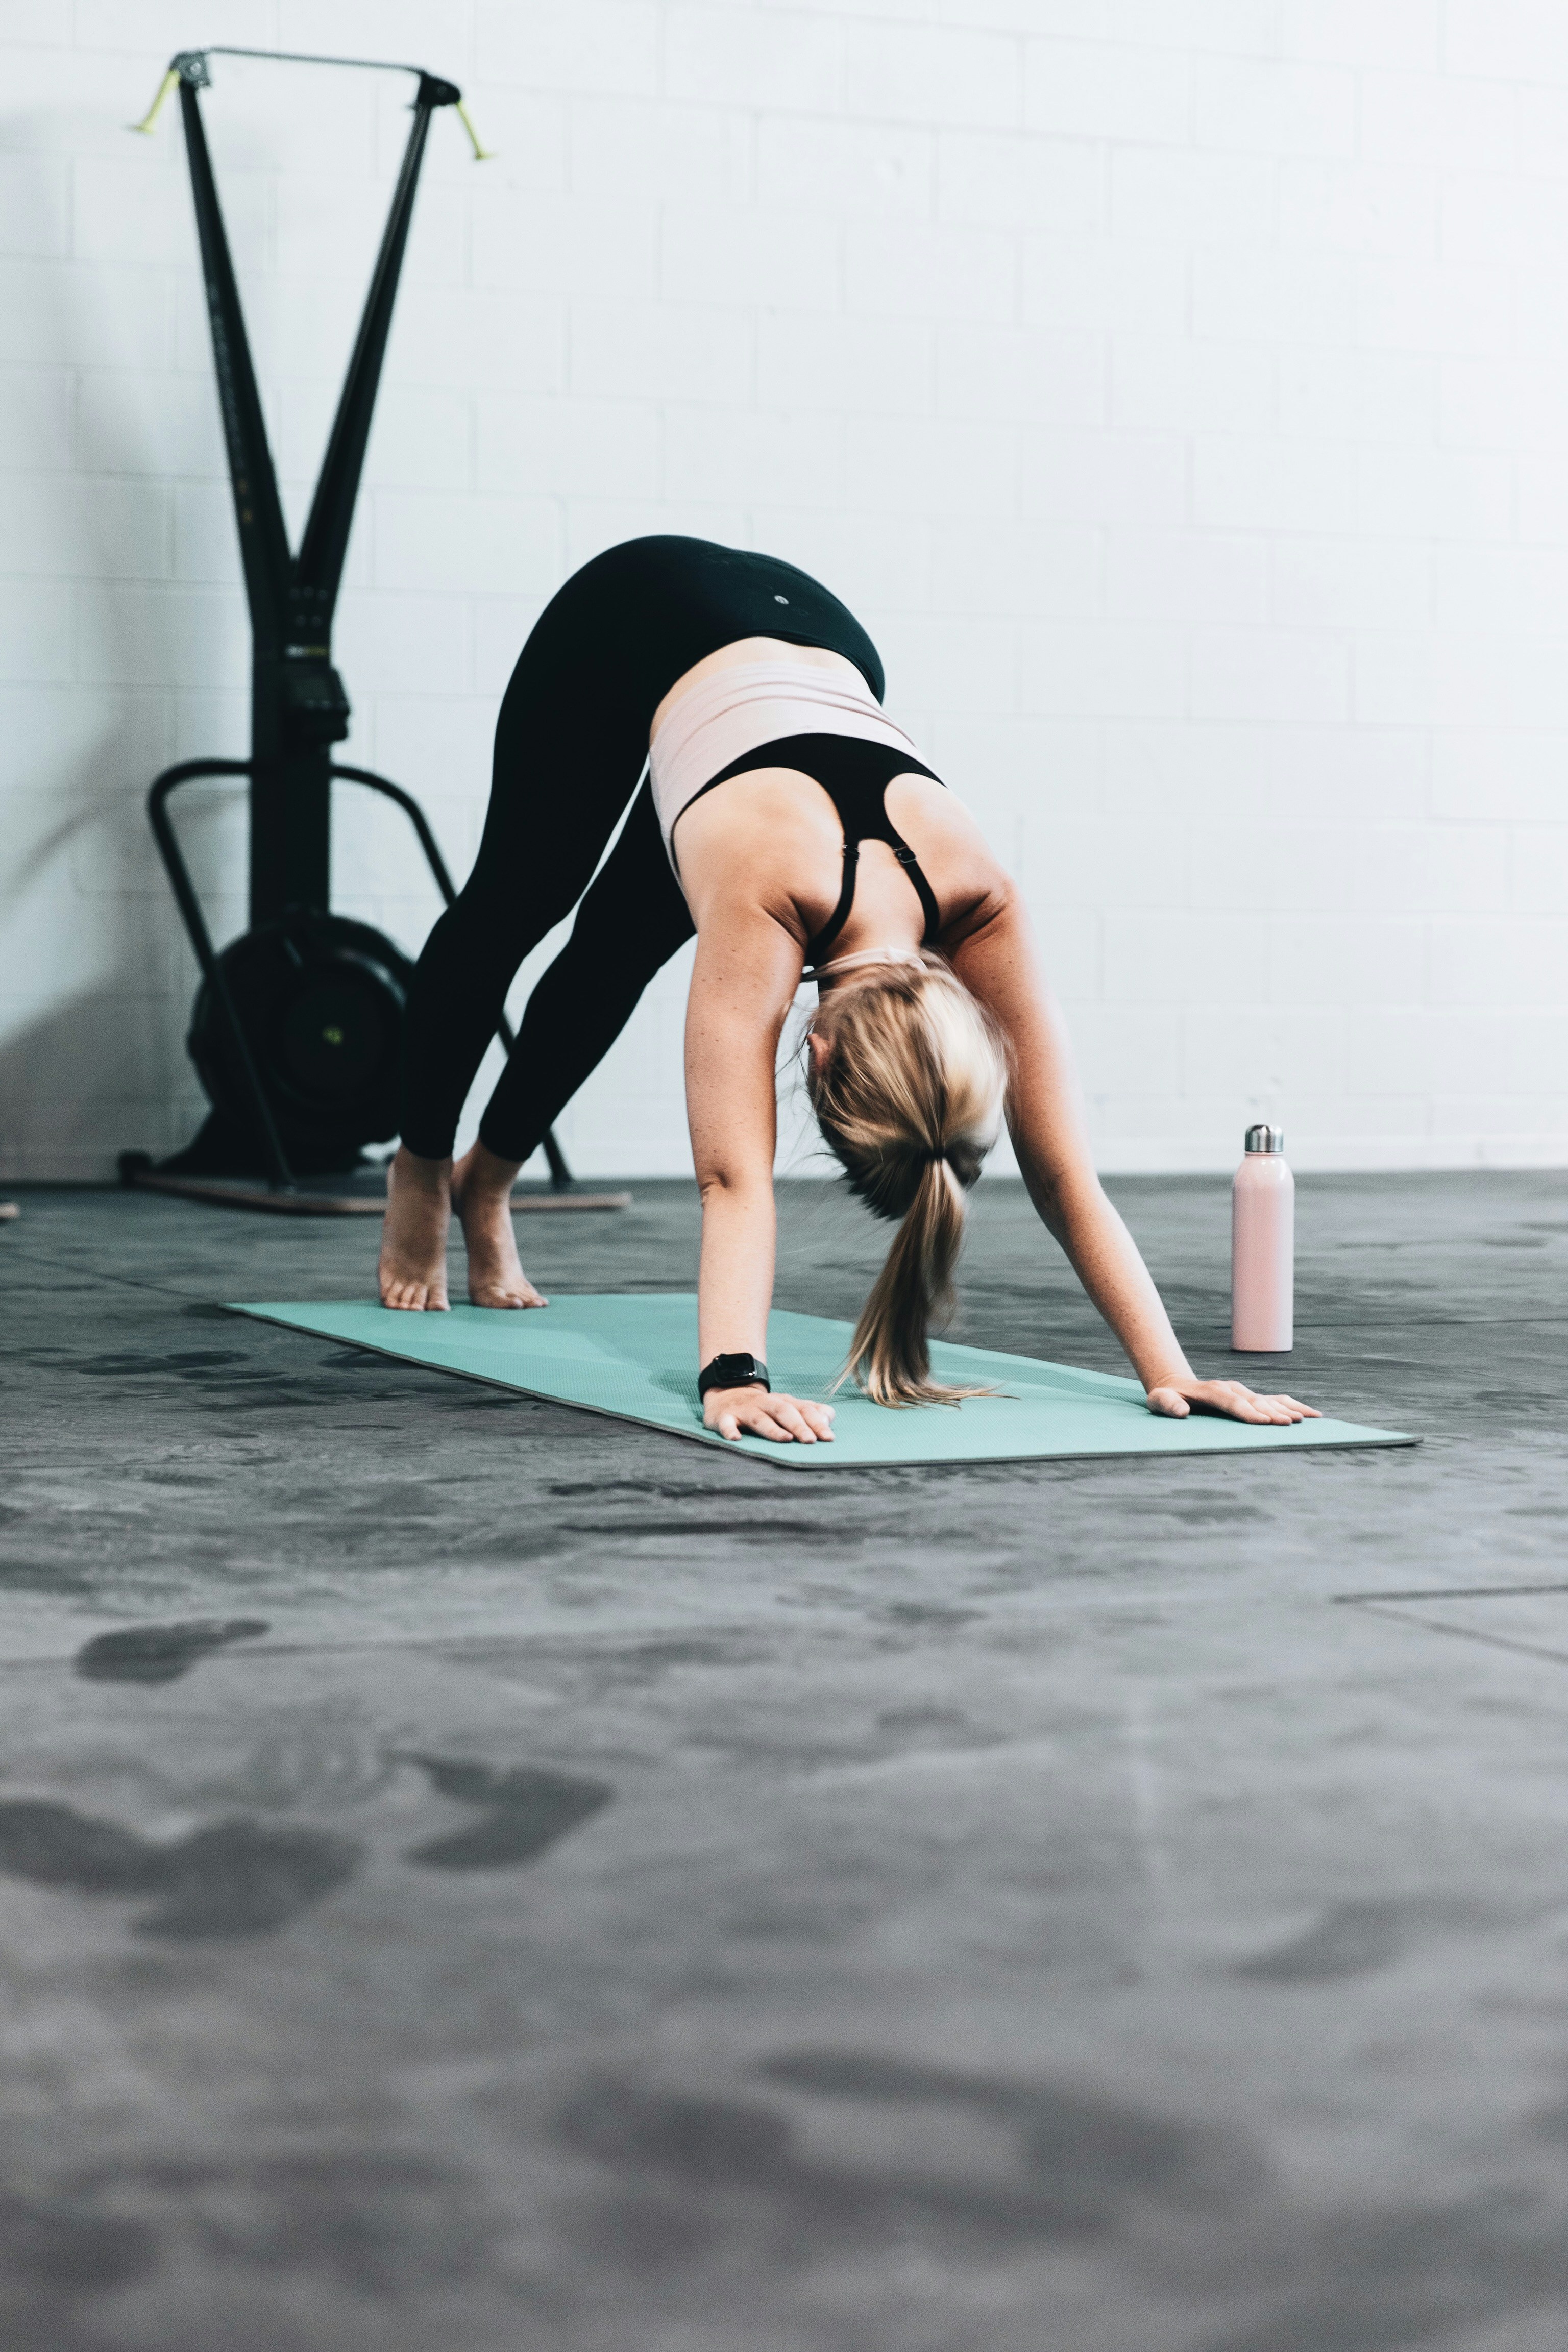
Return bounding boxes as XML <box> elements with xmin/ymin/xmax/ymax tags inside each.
<box><xmin>118</xmin><ymin>1150</ymin><xmax>630</xmax><ymax>1218</ymax></box>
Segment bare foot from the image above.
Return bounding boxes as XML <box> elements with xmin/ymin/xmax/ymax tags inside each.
<box><xmin>378</xmin><ymin>1145</ymin><xmax>453</xmax><ymax>1310</ymax></box>
<box><xmin>452</xmin><ymin>1141</ymin><xmax>547</xmax><ymax>1309</ymax></box>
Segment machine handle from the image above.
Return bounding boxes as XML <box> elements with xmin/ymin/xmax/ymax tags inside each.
<box><xmin>144</xmin><ymin>760</ymin><xmax>575</xmax><ymax>1194</ymax></box>
<box><xmin>128</xmin><ymin>66</ymin><xmax>179</xmax><ymax>135</ymax></box>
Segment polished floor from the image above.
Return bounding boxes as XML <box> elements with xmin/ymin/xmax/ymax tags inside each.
<box><xmin>2</xmin><ymin>1170</ymin><xmax>1566</xmax><ymax>2352</ymax></box>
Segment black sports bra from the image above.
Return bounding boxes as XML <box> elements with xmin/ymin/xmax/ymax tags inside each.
<box><xmin>676</xmin><ymin>731</ymin><xmax>945</xmax><ymax>968</ymax></box>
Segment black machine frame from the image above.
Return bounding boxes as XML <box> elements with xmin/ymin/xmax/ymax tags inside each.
<box><xmin>124</xmin><ymin>48</ymin><xmax>586</xmax><ymax>1208</ymax></box>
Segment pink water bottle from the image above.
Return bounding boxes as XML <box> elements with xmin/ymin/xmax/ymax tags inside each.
<box><xmin>1232</xmin><ymin>1123</ymin><xmax>1293</xmax><ymax>1352</ymax></box>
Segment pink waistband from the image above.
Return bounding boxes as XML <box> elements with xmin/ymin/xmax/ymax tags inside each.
<box><xmin>649</xmin><ymin>662</ymin><xmax>919</xmax><ymax>867</ymax></box>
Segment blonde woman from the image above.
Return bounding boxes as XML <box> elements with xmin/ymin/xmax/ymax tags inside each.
<box><xmin>380</xmin><ymin>535</ymin><xmax>1316</xmax><ymax>1446</ymax></box>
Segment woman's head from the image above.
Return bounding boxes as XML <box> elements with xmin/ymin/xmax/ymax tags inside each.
<box><xmin>805</xmin><ymin>956</ymin><xmax>1008</xmax><ymax>1407</ymax></box>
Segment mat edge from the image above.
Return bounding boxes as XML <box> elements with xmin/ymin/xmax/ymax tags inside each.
<box><xmin>226</xmin><ymin>1304</ymin><xmax>1418</xmax><ymax>1469</ymax></box>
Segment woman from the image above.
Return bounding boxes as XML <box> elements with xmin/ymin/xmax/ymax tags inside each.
<box><xmin>379</xmin><ymin>535</ymin><xmax>1316</xmax><ymax>1446</ymax></box>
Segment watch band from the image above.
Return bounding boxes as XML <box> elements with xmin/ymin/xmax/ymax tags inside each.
<box><xmin>698</xmin><ymin>1352</ymin><xmax>770</xmax><ymax>1400</ymax></box>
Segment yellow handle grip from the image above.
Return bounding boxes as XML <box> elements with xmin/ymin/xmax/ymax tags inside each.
<box><xmin>454</xmin><ymin>100</ymin><xmax>494</xmax><ymax>162</ymax></box>
<box><xmin>128</xmin><ymin>65</ymin><xmax>179</xmax><ymax>136</ymax></box>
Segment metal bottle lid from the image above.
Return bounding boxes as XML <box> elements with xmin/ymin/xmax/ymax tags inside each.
<box><xmin>1244</xmin><ymin>1122</ymin><xmax>1284</xmax><ymax>1155</ymax></box>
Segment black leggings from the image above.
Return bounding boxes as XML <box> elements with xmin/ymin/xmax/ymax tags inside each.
<box><xmin>398</xmin><ymin>535</ymin><xmax>884</xmax><ymax>1164</ymax></box>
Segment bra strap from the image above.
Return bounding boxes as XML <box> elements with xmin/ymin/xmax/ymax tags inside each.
<box><xmin>807</xmin><ymin>840</ymin><xmax>860</xmax><ymax>966</ymax></box>
<box><xmin>804</xmin><ymin>831</ymin><xmax>939</xmax><ymax>965</ymax></box>
<box><xmin>890</xmin><ymin>835</ymin><xmax>942</xmax><ymax>945</ymax></box>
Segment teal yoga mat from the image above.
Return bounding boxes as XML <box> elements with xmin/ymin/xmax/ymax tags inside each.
<box><xmin>229</xmin><ymin>1294</ymin><xmax>1415</xmax><ymax>1469</ymax></box>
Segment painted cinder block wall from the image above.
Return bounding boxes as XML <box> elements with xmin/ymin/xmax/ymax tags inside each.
<box><xmin>3</xmin><ymin>0</ymin><xmax>1567</xmax><ymax>1179</ymax></box>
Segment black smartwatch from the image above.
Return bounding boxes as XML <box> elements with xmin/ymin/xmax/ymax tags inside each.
<box><xmin>698</xmin><ymin>1353</ymin><xmax>770</xmax><ymax>1400</ymax></box>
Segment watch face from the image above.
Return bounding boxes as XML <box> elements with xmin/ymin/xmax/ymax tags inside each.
<box><xmin>700</xmin><ymin>1354</ymin><xmax>769</xmax><ymax>1396</ymax></box>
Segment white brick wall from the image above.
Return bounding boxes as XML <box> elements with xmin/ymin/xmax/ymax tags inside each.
<box><xmin>3</xmin><ymin>0</ymin><xmax>1568</xmax><ymax>1178</ymax></box>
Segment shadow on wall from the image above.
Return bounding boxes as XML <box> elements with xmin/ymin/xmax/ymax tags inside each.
<box><xmin>0</xmin><ymin>137</ymin><xmax>248</xmax><ymax>1181</ymax></box>
<box><xmin>1</xmin><ymin>88</ymin><xmax>511</xmax><ymax>1183</ymax></box>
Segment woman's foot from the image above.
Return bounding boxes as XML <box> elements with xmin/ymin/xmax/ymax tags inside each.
<box><xmin>378</xmin><ymin>1146</ymin><xmax>453</xmax><ymax>1310</ymax></box>
<box><xmin>452</xmin><ymin>1141</ymin><xmax>547</xmax><ymax>1309</ymax></box>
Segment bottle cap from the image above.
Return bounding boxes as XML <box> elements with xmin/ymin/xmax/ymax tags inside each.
<box><xmin>1244</xmin><ymin>1122</ymin><xmax>1284</xmax><ymax>1155</ymax></box>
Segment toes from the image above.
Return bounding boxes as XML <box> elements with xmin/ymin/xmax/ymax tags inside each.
<box><xmin>381</xmin><ymin>1276</ymin><xmax>450</xmax><ymax>1312</ymax></box>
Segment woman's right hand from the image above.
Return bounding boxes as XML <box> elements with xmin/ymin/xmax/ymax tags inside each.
<box><xmin>703</xmin><ymin>1387</ymin><xmax>836</xmax><ymax>1444</ymax></box>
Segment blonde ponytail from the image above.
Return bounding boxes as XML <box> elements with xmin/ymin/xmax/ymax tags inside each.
<box><xmin>805</xmin><ymin>957</ymin><xmax>1008</xmax><ymax>1406</ymax></box>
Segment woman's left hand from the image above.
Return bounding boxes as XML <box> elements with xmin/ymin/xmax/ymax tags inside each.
<box><xmin>1145</xmin><ymin>1376</ymin><xmax>1321</xmax><ymax>1426</ymax></box>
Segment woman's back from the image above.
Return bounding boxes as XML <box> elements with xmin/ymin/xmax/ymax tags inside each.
<box><xmin>654</xmin><ymin>635</ymin><xmax>1011</xmax><ymax>971</ymax></box>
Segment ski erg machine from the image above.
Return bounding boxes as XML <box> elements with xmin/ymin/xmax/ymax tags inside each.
<box><xmin>120</xmin><ymin>48</ymin><xmax>623</xmax><ymax>1215</ymax></box>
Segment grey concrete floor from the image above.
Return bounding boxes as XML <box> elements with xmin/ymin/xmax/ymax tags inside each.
<box><xmin>1</xmin><ymin>1169</ymin><xmax>1566</xmax><ymax>2352</ymax></box>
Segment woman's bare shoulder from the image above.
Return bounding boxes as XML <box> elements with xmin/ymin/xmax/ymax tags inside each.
<box><xmin>886</xmin><ymin>773</ymin><xmax>1014</xmax><ymax>918</ymax></box>
<box><xmin>888</xmin><ymin>769</ymin><xmax>1006</xmax><ymax>856</ymax></box>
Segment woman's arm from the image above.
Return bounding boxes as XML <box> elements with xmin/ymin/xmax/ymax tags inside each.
<box><xmin>684</xmin><ymin>910</ymin><xmax>836</xmax><ymax>1445</ymax></box>
<box><xmin>950</xmin><ymin>897</ymin><xmax>1317</xmax><ymax>1425</ymax></box>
